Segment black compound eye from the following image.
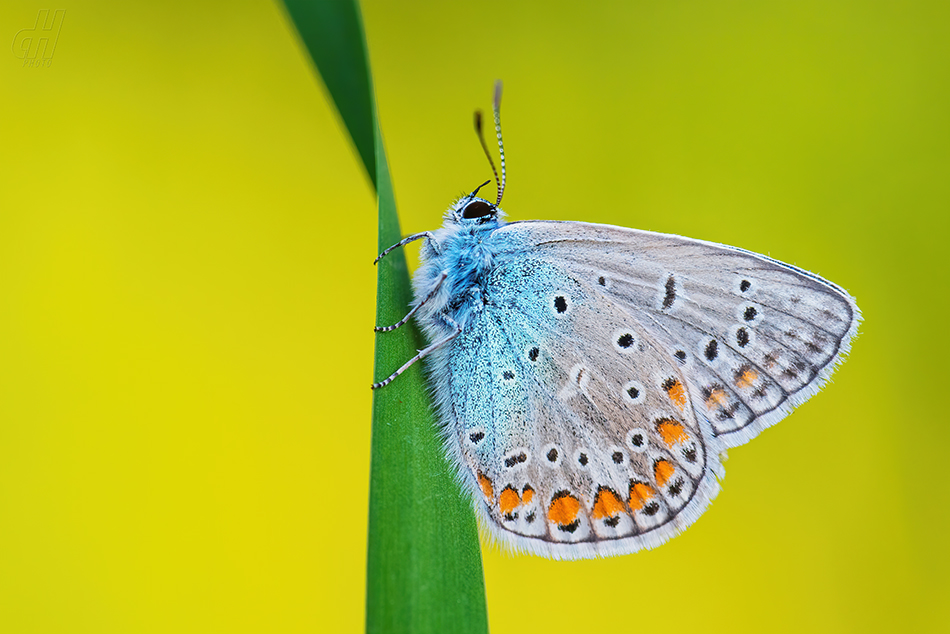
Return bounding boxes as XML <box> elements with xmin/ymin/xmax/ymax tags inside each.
<box><xmin>461</xmin><ymin>200</ymin><xmax>495</xmax><ymax>219</ymax></box>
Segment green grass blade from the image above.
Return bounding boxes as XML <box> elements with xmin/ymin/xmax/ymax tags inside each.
<box><xmin>281</xmin><ymin>0</ymin><xmax>375</xmax><ymax>185</ymax></box>
<box><xmin>368</xmin><ymin>126</ymin><xmax>488</xmax><ymax>634</ymax></box>
<box><xmin>279</xmin><ymin>2</ymin><xmax>488</xmax><ymax>632</ymax></box>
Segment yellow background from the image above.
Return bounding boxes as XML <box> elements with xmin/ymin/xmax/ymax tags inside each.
<box><xmin>1</xmin><ymin>1</ymin><xmax>948</xmax><ymax>632</ymax></box>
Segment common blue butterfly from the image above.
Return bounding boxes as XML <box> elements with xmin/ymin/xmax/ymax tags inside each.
<box><xmin>373</xmin><ymin>82</ymin><xmax>860</xmax><ymax>559</ymax></box>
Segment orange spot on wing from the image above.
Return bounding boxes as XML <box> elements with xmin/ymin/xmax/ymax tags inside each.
<box><xmin>736</xmin><ymin>368</ymin><xmax>759</xmax><ymax>389</ymax></box>
<box><xmin>663</xmin><ymin>378</ymin><xmax>687</xmax><ymax>410</ymax></box>
<box><xmin>478</xmin><ymin>472</ymin><xmax>494</xmax><ymax>501</ymax></box>
<box><xmin>654</xmin><ymin>460</ymin><xmax>675</xmax><ymax>488</ymax></box>
<box><xmin>547</xmin><ymin>492</ymin><xmax>581</xmax><ymax>526</ymax></box>
<box><xmin>521</xmin><ymin>486</ymin><xmax>534</xmax><ymax>505</ymax></box>
<box><xmin>592</xmin><ymin>488</ymin><xmax>625</xmax><ymax>519</ymax></box>
<box><xmin>499</xmin><ymin>486</ymin><xmax>520</xmax><ymax>514</ymax></box>
<box><xmin>656</xmin><ymin>418</ymin><xmax>690</xmax><ymax>446</ymax></box>
<box><xmin>705</xmin><ymin>387</ymin><xmax>729</xmax><ymax>409</ymax></box>
<box><xmin>628</xmin><ymin>482</ymin><xmax>655</xmax><ymax>511</ymax></box>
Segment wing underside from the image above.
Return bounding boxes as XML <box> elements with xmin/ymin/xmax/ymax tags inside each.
<box><xmin>434</xmin><ymin>220</ymin><xmax>858</xmax><ymax>559</ymax></box>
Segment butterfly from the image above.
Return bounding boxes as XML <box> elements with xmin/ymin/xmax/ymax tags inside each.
<box><xmin>372</xmin><ymin>82</ymin><xmax>860</xmax><ymax>559</ymax></box>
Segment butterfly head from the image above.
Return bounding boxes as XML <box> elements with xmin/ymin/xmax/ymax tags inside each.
<box><xmin>453</xmin><ymin>197</ymin><xmax>504</xmax><ymax>224</ymax></box>
<box><xmin>445</xmin><ymin>181</ymin><xmax>506</xmax><ymax>226</ymax></box>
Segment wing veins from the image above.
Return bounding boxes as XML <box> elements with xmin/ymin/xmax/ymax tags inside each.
<box><xmin>536</xmin><ymin>252</ymin><xmax>850</xmax><ymax>341</ymax></box>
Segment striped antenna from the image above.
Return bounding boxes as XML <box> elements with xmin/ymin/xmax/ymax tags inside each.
<box><xmin>492</xmin><ymin>80</ymin><xmax>506</xmax><ymax>206</ymax></box>
<box><xmin>474</xmin><ymin>111</ymin><xmax>500</xmax><ymax>202</ymax></box>
<box><xmin>473</xmin><ymin>81</ymin><xmax>507</xmax><ymax>206</ymax></box>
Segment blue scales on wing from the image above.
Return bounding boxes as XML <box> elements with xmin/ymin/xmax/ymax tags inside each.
<box><xmin>441</xmin><ymin>254</ymin><xmax>723</xmax><ymax>559</ymax></box>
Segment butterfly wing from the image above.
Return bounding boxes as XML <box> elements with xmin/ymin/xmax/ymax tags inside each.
<box><xmin>433</xmin><ymin>220</ymin><xmax>858</xmax><ymax>559</ymax></box>
<box><xmin>438</xmin><ymin>255</ymin><xmax>726</xmax><ymax>558</ymax></box>
<box><xmin>491</xmin><ymin>220</ymin><xmax>861</xmax><ymax>450</ymax></box>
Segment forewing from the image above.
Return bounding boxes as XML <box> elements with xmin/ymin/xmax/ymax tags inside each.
<box><xmin>492</xmin><ymin>220</ymin><xmax>861</xmax><ymax>450</ymax></box>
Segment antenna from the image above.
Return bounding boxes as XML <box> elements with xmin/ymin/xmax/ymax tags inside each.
<box><xmin>474</xmin><ymin>80</ymin><xmax>507</xmax><ymax>206</ymax></box>
<box><xmin>474</xmin><ymin>112</ymin><xmax>500</xmax><ymax>202</ymax></box>
<box><xmin>470</xmin><ymin>179</ymin><xmax>492</xmax><ymax>198</ymax></box>
<box><xmin>492</xmin><ymin>80</ymin><xmax>506</xmax><ymax>206</ymax></box>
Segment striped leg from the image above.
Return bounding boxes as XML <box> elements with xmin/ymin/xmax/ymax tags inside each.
<box><xmin>374</xmin><ymin>271</ymin><xmax>448</xmax><ymax>332</ymax></box>
<box><xmin>371</xmin><ymin>315</ymin><xmax>461</xmax><ymax>389</ymax></box>
<box><xmin>374</xmin><ymin>232</ymin><xmax>438</xmax><ymax>264</ymax></box>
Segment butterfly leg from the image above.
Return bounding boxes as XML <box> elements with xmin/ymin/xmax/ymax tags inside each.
<box><xmin>375</xmin><ymin>270</ymin><xmax>448</xmax><ymax>332</ymax></box>
<box><xmin>374</xmin><ymin>232</ymin><xmax>439</xmax><ymax>264</ymax></box>
<box><xmin>371</xmin><ymin>314</ymin><xmax>461</xmax><ymax>390</ymax></box>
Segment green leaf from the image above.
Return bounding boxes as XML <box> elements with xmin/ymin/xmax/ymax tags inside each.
<box><xmin>279</xmin><ymin>2</ymin><xmax>488</xmax><ymax>632</ymax></box>
<box><xmin>281</xmin><ymin>0</ymin><xmax>375</xmax><ymax>185</ymax></box>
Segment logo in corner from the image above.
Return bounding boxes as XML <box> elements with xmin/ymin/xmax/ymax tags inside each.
<box><xmin>12</xmin><ymin>10</ymin><xmax>66</xmax><ymax>68</ymax></box>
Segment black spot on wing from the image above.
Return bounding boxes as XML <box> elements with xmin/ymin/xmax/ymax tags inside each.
<box><xmin>505</xmin><ymin>452</ymin><xmax>527</xmax><ymax>468</ymax></box>
<box><xmin>558</xmin><ymin>520</ymin><xmax>580</xmax><ymax>533</ymax></box>
<box><xmin>737</xmin><ymin>327</ymin><xmax>750</xmax><ymax>348</ymax></box>
<box><xmin>662</xmin><ymin>275</ymin><xmax>676</xmax><ymax>309</ymax></box>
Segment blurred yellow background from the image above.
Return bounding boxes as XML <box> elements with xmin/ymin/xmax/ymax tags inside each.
<box><xmin>1</xmin><ymin>1</ymin><xmax>947</xmax><ymax>632</ymax></box>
